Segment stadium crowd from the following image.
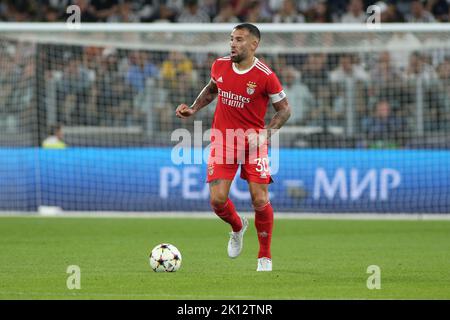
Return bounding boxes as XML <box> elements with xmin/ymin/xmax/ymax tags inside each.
<box><xmin>1</xmin><ymin>0</ymin><xmax>449</xmax><ymax>23</ymax></box>
<box><xmin>0</xmin><ymin>0</ymin><xmax>449</xmax><ymax>148</ymax></box>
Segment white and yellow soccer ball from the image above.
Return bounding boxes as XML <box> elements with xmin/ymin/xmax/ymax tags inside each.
<box><xmin>149</xmin><ymin>243</ymin><xmax>182</xmax><ymax>272</ymax></box>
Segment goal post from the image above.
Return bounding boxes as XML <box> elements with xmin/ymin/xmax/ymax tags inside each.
<box><xmin>0</xmin><ymin>22</ymin><xmax>449</xmax><ymax>213</ymax></box>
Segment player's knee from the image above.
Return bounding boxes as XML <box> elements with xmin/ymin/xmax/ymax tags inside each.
<box><xmin>252</xmin><ymin>197</ymin><xmax>269</xmax><ymax>210</ymax></box>
<box><xmin>210</xmin><ymin>195</ymin><xmax>228</xmax><ymax>209</ymax></box>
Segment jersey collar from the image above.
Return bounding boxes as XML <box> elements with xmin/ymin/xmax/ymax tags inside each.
<box><xmin>232</xmin><ymin>57</ymin><xmax>258</xmax><ymax>75</ymax></box>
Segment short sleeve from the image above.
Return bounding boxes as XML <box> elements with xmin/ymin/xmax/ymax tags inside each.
<box><xmin>210</xmin><ymin>60</ymin><xmax>218</xmax><ymax>83</ymax></box>
<box><xmin>266</xmin><ymin>72</ymin><xmax>286</xmax><ymax>103</ymax></box>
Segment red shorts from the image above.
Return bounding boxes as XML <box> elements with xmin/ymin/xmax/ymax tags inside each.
<box><xmin>206</xmin><ymin>148</ymin><xmax>273</xmax><ymax>184</ymax></box>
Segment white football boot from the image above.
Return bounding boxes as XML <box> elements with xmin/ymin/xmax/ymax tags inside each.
<box><xmin>257</xmin><ymin>257</ymin><xmax>272</xmax><ymax>272</ymax></box>
<box><xmin>227</xmin><ymin>216</ymin><xmax>249</xmax><ymax>258</ymax></box>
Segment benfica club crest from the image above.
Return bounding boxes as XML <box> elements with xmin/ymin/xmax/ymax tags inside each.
<box><xmin>246</xmin><ymin>81</ymin><xmax>257</xmax><ymax>95</ymax></box>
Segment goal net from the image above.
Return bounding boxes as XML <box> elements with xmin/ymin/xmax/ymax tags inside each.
<box><xmin>1</xmin><ymin>23</ymin><xmax>450</xmax><ymax>213</ymax></box>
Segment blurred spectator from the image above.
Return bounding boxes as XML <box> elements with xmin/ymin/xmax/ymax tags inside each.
<box><xmin>43</xmin><ymin>6</ymin><xmax>61</xmax><ymax>22</ymax></box>
<box><xmin>146</xmin><ymin>2</ymin><xmax>177</xmax><ymax>22</ymax></box>
<box><xmin>196</xmin><ymin>52</ymin><xmax>217</xmax><ymax>86</ymax></box>
<box><xmin>273</xmin><ymin>0</ymin><xmax>305</xmax><ymax>23</ymax></box>
<box><xmin>200</xmin><ymin>0</ymin><xmax>220</xmax><ymax>20</ymax></box>
<box><xmin>8</xmin><ymin>59</ymin><xmax>35</xmax><ymax>132</ymax></box>
<box><xmin>301</xmin><ymin>53</ymin><xmax>329</xmax><ymax>96</ymax></box>
<box><xmin>129</xmin><ymin>0</ymin><xmax>156</xmax><ymax>22</ymax></box>
<box><xmin>406</xmin><ymin>0</ymin><xmax>436</xmax><ymax>22</ymax></box>
<box><xmin>2</xmin><ymin>0</ymin><xmax>35</xmax><ymax>21</ymax></box>
<box><xmin>269</xmin><ymin>0</ymin><xmax>316</xmax><ymax>15</ymax></box>
<box><xmin>386</xmin><ymin>32</ymin><xmax>422</xmax><ymax>72</ymax></box>
<box><xmin>176</xmin><ymin>0</ymin><xmax>210</xmax><ymax>23</ymax></box>
<box><xmin>426</xmin><ymin>0</ymin><xmax>449</xmax><ymax>22</ymax></box>
<box><xmin>74</xmin><ymin>0</ymin><xmax>98</xmax><ymax>22</ymax></box>
<box><xmin>0</xmin><ymin>49</ymin><xmax>23</xmax><ymax>134</ymax></box>
<box><xmin>148</xmin><ymin>77</ymin><xmax>173</xmax><ymax>132</ymax></box>
<box><xmin>0</xmin><ymin>53</ymin><xmax>20</xmax><ymax>113</ymax></box>
<box><xmin>42</xmin><ymin>124</ymin><xmax>67</xmax><ymax>149</ymax></box>
<box><xmin>437</xmin><ymin>57</ymin><xmax>450</xmax><ymax>87</ymax></box>
<box><xmin>94</xmin><ymin>48</ymin><xmax>133</xmax><ymax>126</ymax></box>
<box><xmin>166</xmin><ymin>0</ymin><xmax>185</xmax><ymax>14</ymax></box>
<box><xmin>37</xmin><ymin>0</ymin><xmax>72</xmax><ymax>22</ymax></box>
<box><xmin>380</xmin><ymin>1</ymin><xmax>405</xmax><ymax>22</ymax></box>
<box><xmin>340</xmin><ymin>0</ymin><xmax>366</xmax><ymax>23</ymax></box>
<box><xmin>56</xmin><ymin>56</ymin><xmax>95</xmax><ymax>125</ymax></box>
<box><xmin>361</xmin><ymin>100</ymin><xmax>405</xmax><ymax>149</ymax></box>
<box><xmin>83</xmin><ymin>46</ymin><xmax>103</xmax><ymax>71</ymax></box>
<box><xmin>436</xmin><ymin>57</ymin><xmax>450</xmax><ymax>127</ymax></box>
<box><xmin>161</xmin><ymin>51</ymin><xmax>194</xmax><ymax>88</ymax></box>
<box><xmin>267</xmin><ymin>0</ymin><xmax>284</xmax><ymax>13</ymax></box>
<box><xmin>402</xmin><ymin>52</ymin><xmax>448</xmax><ymax>131</ymax></box>
<box><xmin>403</xmin><ymin>51</ymin><xmax>439</xmax><ymax>87</ymax></box>
<box><xmin>0</xmin><ymin>0</ymin><xmax>447</xmax><ymax>23</ymax></box>
<box><xmin>368</xmin><ymin>51</ymin><xmax>406</xmax><ymax>112</ymax></box>
<box><xmin>90</xmin><ymin>0</ymin><xmax>119</xmax><ymax>22</ymax></box>
<box><xmin>304</xmin><ymin>0</ymin><xmax>333</xmax><ymax>22</ymax></box>
<box><xmin>299</xmin><ymin>53</ymin><xmax>333</xmax><ymax>125</ymax></box>
<box><xmin>329</xmin><ymin>54</ymin><xmax>369</xmax><ymax>127</ymax></box>
<box><xmin>107</xmin><ymin>0</ymin><xmax>140</xmax><ymax>22</ymax></box>
<box><xmin>240</xmin><ymin>0</ymin><xmax>272</xmax><ymax>23</ymax></box>
<box><xmin>125</xmin><ymin>51</ymin><xmax>159</xmax><ymax>94</ymax></box>
<box><xmin>213</xmin><ymin>0</ymin><xmax>240</xmax><ymax>23</ymax></box>
<box><xmin>124</xmin><ymin>51</ymin><xmax>161</xmax><ymax>127</ymax></box>
<box><xmin>329</xmin><ymin>54</ymin><xmax>369</xmax><ymax>84</ymax></box>
<box><xmin>167</xmin><ymin>71</ymin><xmax>198</xmax><ymax>127</ymax></box>
<box><xmin>280</xmin><ymin>66</ymin><xmax>315</xmax><ymax>125</ymax></box>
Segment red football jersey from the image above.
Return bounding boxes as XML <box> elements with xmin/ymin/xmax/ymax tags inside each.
<box><xmin>210</xmin><ymin>56</ymin><xmax>285</xmax><ymax>140</ymax></box>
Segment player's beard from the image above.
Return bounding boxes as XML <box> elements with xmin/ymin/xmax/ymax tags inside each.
<box><xmin>231</xmin><ymin>52</ymin><xmax>246</xmax><ymax>63</ymax></box>
<box><xmin>231</xmin><ymin>54</ymin><xmax>244</xmax><ymax>63</ymax></box>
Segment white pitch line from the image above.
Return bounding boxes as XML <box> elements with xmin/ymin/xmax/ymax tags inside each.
<box><xmin>0</xmin><ymin>291</ymin><xmax>263</xmax><ymax>299</ymax></box>
<box><xmin>1</xmin><ymin>211</ymin><xmax>450</xmax><ymax>220</ymax></box>
<box><xmin>0</xmin><ymin>291</ymin><xmax>387</xmax><ymax>300</ymax></box>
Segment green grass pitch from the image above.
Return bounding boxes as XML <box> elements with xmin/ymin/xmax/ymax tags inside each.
<box><xmin>0</xmin><ymin>216</ymin><xmax>449</xmax><ymax>299</ymax></box>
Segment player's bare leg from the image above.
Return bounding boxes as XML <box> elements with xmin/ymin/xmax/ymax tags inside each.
<box><xmin>210</xmin><ymin>179</ymin><xmax>248</xmax><ymax>258</ymax></box>
<box><xmin>249</xmin><ymin>181</ymin><xmax>273</xmax><ymax>271</ymax></box>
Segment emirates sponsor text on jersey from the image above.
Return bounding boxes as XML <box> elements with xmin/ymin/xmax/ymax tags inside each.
<box><xmin>218</xmin><ymin>88</ymin><xmax>251</xmax><ymax>109</ymax></box>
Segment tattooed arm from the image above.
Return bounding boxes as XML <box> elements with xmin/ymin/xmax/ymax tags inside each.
<box><xmin>265</xmin><ymin>97</ymin><xmax>292</xmax><ymax>139</ymax></box>
<box><xmin>175</xmin><ymin>79</ymin><xmax>218</xmax><ymax>119</ymax></box>
<box><xmin>248</xmin><ymin>97</ymin><xmax>291</xmax><ymax>147</ymax></box>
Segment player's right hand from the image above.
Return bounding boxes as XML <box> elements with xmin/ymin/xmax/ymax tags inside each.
<box><xmin>175</xmin><ymin>104</ymin><xmax>195</xmax><ymax>119</ymax></box>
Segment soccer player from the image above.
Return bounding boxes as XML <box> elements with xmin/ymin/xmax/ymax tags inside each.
<box><xmin>175</xmin><ymin>23</ymin><xmax>291</xmax><ymax>271</ymax></box>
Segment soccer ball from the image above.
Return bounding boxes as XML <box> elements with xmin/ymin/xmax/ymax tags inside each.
<box><xmin>149</xmin><ymin>243</ymin><xmax>182</xmax><ymax>272</ymax></box>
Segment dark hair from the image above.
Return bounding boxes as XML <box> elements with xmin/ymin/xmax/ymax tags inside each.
<box><xmin>50</xmin><ymin>124</ymin><xmax>62</xmax><ymax>135</ymax></box>
<box><xmin>233</xmin><ymin>23</ymin><xmax>261</xmax><ymax>41</ymax></box>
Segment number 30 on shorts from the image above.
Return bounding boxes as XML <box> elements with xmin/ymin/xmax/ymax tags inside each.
<box><xmin>255</xmin><ymin>157</ymin><xmax>270</xmax><ymax>173</ymax></box>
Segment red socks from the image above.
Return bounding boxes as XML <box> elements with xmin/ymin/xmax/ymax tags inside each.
<box><xmin>211</xmin><ymin>198</ymin><xmax>243</xmax><ymax>232</ymax></box>
<box><xmin>212</xmin><ymin>198</ymin><xmax>274</xmax><ymax>258</ymax></box>
<box><xmin>254</xmin><ymin>201</ymin><xmax>274</xmax><ymax>259</ymax></box>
